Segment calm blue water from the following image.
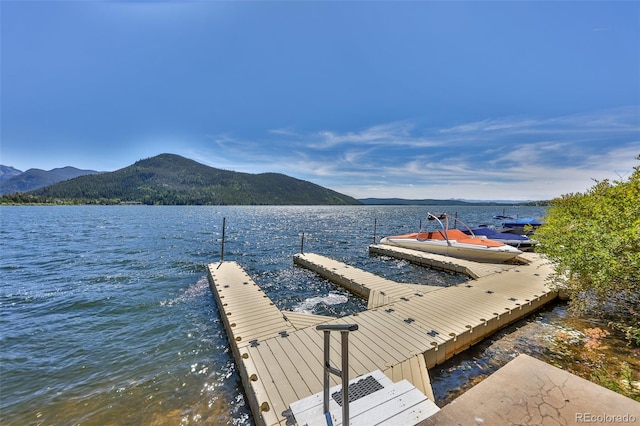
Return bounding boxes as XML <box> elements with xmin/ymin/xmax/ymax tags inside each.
<box><xmin>0</xmin><ymin>205</ymin><xmax>546</xmax><ymax>425</ymax></box>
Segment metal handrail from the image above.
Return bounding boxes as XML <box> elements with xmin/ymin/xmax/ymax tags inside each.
<box><xmin>316</xmin><ymin>323</ymin><xmax>358</xmax><ymax>426</ymax></box>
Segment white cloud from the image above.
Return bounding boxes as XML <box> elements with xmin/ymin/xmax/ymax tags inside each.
<box><xmin>439</xmin><ymin>118</ymin><xmax>540</xmax><ymax>134</ymax></box>
<box><xmin>190</xmin><ymin>107</ymin><xmax>639</xmax><ymax>200</ymax></box>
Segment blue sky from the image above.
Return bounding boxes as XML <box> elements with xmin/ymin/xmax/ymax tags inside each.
<box><xmin>2</xmin><ymin>1</ymin><xmax>639</xmax><ymax>200</ymax></box>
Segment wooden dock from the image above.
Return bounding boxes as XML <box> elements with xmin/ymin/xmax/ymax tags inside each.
<box><xmin>293</xmin><ymin>250</ymin><xmax>557</xmax><ymax>364</ymax></box>
<box><xmin>208</xmin><ymin>261</ymin><xmax>438</xmax><ymax>426</ymax></box>
<box><xmin>207</xmin><ymin>249</ymin><xmax>558</xmax><ymax>425</ymax></box>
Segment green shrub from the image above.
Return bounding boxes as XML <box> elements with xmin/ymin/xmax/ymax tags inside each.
<box><xmin>535</xmin><ymin>157</ymin><xmax>640</xmax><ymax>346</ymax></box>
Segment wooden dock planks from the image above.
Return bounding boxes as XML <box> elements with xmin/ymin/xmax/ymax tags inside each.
<box><xmin>282</xmin><ymin>310</ymin><xmax>335</xmax><ymax>330</ymax></box>
<box><xmin>209</xmin><ymin>262</ymin><xmax>339</xmax><ymax>425</ymax></box>
<box><xmin>207</xmin><ymin>262</ymin><xmax>294</xmax><ymax>349</ymax></box>
<box><xmin>208</xmin><ymin>249</ymin><xmax>558</xmax><ymax>426</ymax></box>
<box><xmin>294</xmin><ymin>253</ymin><xmax>426</xmax><ymax>303</ymax></box>
<box><xmin>291</xmin><ymin>251</ymin><xmax>558</xmax><ymax>369</ymax></box>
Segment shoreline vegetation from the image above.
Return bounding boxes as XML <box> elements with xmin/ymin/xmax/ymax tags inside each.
<box><xmin>534</xmin><ymin>158</ymin><xmax>639</xmax><ymax>349</ymax></box>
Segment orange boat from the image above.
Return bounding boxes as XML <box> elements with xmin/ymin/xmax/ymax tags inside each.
<box><xmin>379</xmin><ymin>213</ymin><xmax>523</xmax><ymax>263</ymax></box>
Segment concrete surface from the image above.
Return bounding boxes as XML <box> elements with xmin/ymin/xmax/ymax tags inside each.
<box><xmin>420</xmin><ymin>354</ymin><xmax>639</xmax><ymax>425</ymax></box>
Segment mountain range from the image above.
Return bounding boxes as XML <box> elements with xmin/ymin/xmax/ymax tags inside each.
<box><xmin>1</xmin><ymin>154</ymin><xmax>361</xmax><ymax>205</ymax></box>
<box><xmin>0</xmin><ymin>166</ymin><xmax>99</xmax><ymax>195</ymax></box>
<box><xmin>0</xmin><ymin>165</ymin><xmax>24</xmax><ymax>183</ymax></box>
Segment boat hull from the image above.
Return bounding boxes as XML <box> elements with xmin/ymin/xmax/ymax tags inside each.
<box><xmin>379</xmin><ymin>236</ymin><xmax>522</xmax><ymax>263</ymax></box>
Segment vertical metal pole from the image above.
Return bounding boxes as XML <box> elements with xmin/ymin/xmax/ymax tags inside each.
<box><xmin>341</xmin><ymin>330</ymin><xmax>350</xmax><ymax>425</ymax></box>
<box><xmin>373</xmin><ymin>218</ymin><xmax>377</xmax><ymax>244</ymax></box>
<box><xmin>301</xmin><ymin>232</ymin><xmax>305</xmax><ymax>254</ymax></box>
<box><xmin>221</xmin><ymin>217</ymin><xmax>226</xmax><ymax>262</ymax></box>
<box><xmin>322</xmin><ymin>330</ymin><xmax>331</xmax><ymax>416</ymax></box>
<box><xmin>317</xmin><ymin>323</ymin><xmax>357</xmax><ymax>426</ymax></box>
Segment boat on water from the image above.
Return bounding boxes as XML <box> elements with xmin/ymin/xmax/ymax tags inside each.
<box><xmin>379</xmin><ymin>213</ymin><xmax>523</xmax><ymax>263</ymax></box>
<box><xmin>462</xmin><ymin>226</ymin><xmax>537</xmax><ymax>251</ymax></box>
<box><xmin>497</xmin><ymin>217</ymin><xmax>543</xmax><ymax>235</ymax></box>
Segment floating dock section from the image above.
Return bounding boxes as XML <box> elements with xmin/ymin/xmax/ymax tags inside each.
<box><xmin>208</xmin><ymin>261</ymin><xmax>439</xmax><ymax>426</ymax></box>
<box><xmin>293</xmin><ymin>250</ymin><xmax>557</xmax><ymax>366</ymax></box>
<box><xmin>208</xmin><ymin>249</ymin><xmax>559</xmax><ymax>425</ymax></box>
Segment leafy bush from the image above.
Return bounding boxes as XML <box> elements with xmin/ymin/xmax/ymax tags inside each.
<box><xmin>535</xmin><ymin>157</ymin><xmax>640</xmax><ymax>345</ymax></box>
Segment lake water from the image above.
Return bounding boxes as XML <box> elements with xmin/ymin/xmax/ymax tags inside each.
<box><xmin>1</xmin><ymin>204</ymin><xmax>553</xmax><ymax>425</ymax></box>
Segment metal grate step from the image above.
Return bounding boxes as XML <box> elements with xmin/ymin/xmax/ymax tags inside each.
<box><xmin>331</xmin><ymin>375</ymin><xmax>384</xmax><ymax>406</ymax></box>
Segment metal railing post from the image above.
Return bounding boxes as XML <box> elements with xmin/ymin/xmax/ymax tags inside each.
<box><xmin>220</xmin><ymin>217</ymin><xmax>226</xmax><ymax>261</ymax></box>
<box><xmin>340</xmin><ymin>329</ymin><xmax>351</xmax><ymax>424</ymax></box>
<box><xmin>316</xmin><ymin>323</ymin><xmax>358</xmax><ymax>426</ymax></box>
<box><xmin>373</xmin><ymin>218</ymin><xmax>377</xmax><ymax>244</ymax></box>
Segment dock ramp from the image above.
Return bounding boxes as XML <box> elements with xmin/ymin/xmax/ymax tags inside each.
<box><xmin>290</xmin><ymin>369</ymin><xmax>440</xmax><ymax>426</ymax></box>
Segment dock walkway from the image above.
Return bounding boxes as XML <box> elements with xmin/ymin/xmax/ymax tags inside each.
<box><xmin>208</xmin><ymin>249</ymin><xmax>558</xmax><ymax>425</ymax></box>
<box><xmin>208</xmin><ymin>261</ymin><xmax>437</xmax><ymax>426</ymax></box>
<box><xmin>293</xmin><ymin>251</ymin><xmax>556</xmax><ymax>363</ymax></box>
<box><xmin>293</xmin><ymin>252</ymin><xmax>442</xmax><ymax>309</ymax></box>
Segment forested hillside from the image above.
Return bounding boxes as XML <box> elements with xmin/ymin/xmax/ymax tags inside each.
<box><xmin>1</xmin><ymin>154</ymin><xmax>361</xmax><ymax>205</ymax></box>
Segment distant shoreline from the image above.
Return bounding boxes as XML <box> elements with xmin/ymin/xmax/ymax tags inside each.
<box><xmin>358</xmin><ymin>198</ymin><xmax>549</xmax><ymax>206</ymax></box>
<box><xmin>0</xmin><ymin>200</ymin><xmax>550</xmax><ymax>207</ymax></box>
